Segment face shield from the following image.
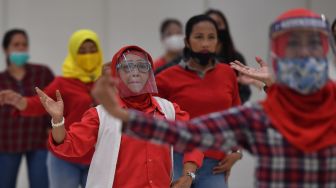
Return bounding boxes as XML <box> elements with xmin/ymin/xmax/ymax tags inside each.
<box><xmin>115</xmin><ymin>50</ymin><xmax>158</xmax><ymax>98</ymax></box>
<box><xmin>268</xmin><ymin>10</ymin><xmax>336</xmax><ymax>94</ymax></box>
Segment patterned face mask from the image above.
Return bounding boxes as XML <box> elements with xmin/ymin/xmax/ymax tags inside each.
<box><xmin>275</xmin><ymin>57</ymin><xmax>328</xmax><ymax>94</ymax></box>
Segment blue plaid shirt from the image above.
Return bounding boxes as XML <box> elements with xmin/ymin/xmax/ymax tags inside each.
<box><xmin>125</xmin><ymin>102</ymin><xmax>336</xmax><ymax>188</ymax></box>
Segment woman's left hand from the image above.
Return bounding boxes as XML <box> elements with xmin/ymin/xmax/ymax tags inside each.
<box><xmin>212</xmin><ymin>152</ymin><xmax>242</xmax><ymax>181</ymax></box>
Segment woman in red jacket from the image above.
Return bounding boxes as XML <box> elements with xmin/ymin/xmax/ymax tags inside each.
<box><xmin>36</xmin><ymin>45</ymin><xmax>189</xmax><ymax>188</ymax></box>
<box><xmin>0</xmin><ymin>29</ymin><xmax>103</xmax><ymax>188</ymax></box>
<box><xmin>155</xmin><ymin>14</ymin><xmax>242</xmax><ymax>188</ymax></box>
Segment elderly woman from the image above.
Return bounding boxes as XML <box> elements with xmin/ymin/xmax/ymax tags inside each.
<box><xmin>36</xmin><ymin>45</ymin><xmax>189</xmax><ymax>188</ymax></box>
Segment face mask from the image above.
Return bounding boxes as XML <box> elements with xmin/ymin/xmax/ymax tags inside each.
<box><xmin>184</xmin><ymin>48</ymin><xmax>216</xmax><ymax>66</ymax></box>
<box><xmin>9</xmin><ymin>52</ymin><xmax>29</xmax><ymax>66</ymax></box>
<box><xmin>275</xmin><ymin>57</ymin><xmax>328</xmax><ymax>94</ymax></box>
<box><xmin>163</xmin><ymin>34</ymin><xmax>184</xmax><ymax>52</ymax></box>
<box><xmin>76</xmin><ymin>52</ymin><xmax>101</xmax><ymax>72</ymax></box>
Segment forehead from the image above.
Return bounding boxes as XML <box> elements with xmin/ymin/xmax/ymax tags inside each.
<box><xmin>275</xmin><ymin>28</ymin><xmax>326</xmax><ymax>41</ymax></box>
<box><xmin>164</xmin><ymin>23</ymin><xmax>182</xmax><ymax>33</ymax></box>
<box><xmin>121</xmin><ymin>53</ymin><xmax>146</xmax><ymax>62</ymax></box>
<box><xmin>10</xmin><ymin>34</ymin><xmax>27</xmax><ymax>43</ymax></box>
<box><xmin>80</xmin><ymin>40</ymin><xmax>96</xmax><ymax>48</ymax></box>
<box><xmin>191</xmin><ymin>21</ymin><xmax>217</xmax><ymax>34</ymax></box>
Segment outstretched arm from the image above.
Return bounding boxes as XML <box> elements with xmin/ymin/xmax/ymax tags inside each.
<box><xmin>92</xmin><ymin>74</ymin><xmax>255</xmax><ymax>153</ymax></box>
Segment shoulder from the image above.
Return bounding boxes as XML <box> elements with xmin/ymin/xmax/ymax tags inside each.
<box><xmin>155</xmin><ymin>65</ymin><xmax>183</xmax><ymax>86</ymax></box>
<box><xmin>157</xmin><ymin>64</ymin><xmax>183</xmax><ymax>76</ymax></box>
<box><xmin>27</xmin><ymin>63</ymin><xmax>52</xmax><ymax>71</ymax></box>
<box><xmin>26</xmin><ymin>63</ymin><xmax>54</xmax><ymax>77</ymax></box>
<box><xmin>215</xmin><ymin>63</ymin><xmax>236</xmax><ymax>75</ymax></box>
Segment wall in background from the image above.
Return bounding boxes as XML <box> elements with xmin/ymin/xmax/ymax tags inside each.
<box><xmin>0</xmin><ymin>0</ymin><xmax>335</xmax><ymax>187</ymax></box>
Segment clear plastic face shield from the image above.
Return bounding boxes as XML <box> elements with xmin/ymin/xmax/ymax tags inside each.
<box><xmin>269</xmin><ymin>14</ymin><xmax>336</xmax><ymax>94</ymax></box>
<box><xmin>115</xmin><ymin>50</ymin><xmax>158</xmax><ymax>98</ymax></box>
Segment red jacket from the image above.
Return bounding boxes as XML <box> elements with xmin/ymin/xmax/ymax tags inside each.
<box><xmin>48</xmin><ymin>98</ymin><xmax>189</xmax><ymax>188</ymax></box>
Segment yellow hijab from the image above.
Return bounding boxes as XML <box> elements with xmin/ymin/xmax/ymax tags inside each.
<box><xmin>62</xmin><ymin>29</ymin><xmax>103</xmax><ymax>83</ymax></box>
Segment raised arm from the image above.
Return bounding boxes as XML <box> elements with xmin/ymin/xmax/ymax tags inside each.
<box><xmin>35</xmin><ymin>87</ymin><xmax>65</xmax><ymax>144</ymax></box>
<box><xmin>230</xmin><ymin>56</ymin><xmax>274</xmax><ymax>89</ymax></box>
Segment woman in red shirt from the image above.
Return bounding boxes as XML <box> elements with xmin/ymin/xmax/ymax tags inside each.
<box><xmin>36</xmin><ymin>45</ymin><xmax>189</xmax><ymax>188</ymax></box>
<box><xmin>0</xmin><ymin>29</ymin><xmax>103</xmax><ymax>188</ymax></box>
<box><xmin>155</xmin><ymin>15</ymin><xmax>242</xmax><ymax>188</ymax></box>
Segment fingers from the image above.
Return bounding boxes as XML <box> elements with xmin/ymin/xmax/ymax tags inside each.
<box><xmin>232</xmin><ymin>60</ymin><xmax>246</xmax><ymax>67</ymax></box>
<box><xmin>225</xmin><ymin>170</ymin><xmax>231</xmax><ymax>182</ymax></box>
<box><xmin>213</xmin><ymin>166</ymin><xmax>227</xmax><ymax>174</ymax></box>
<box><xmin>0</xmin><ymin>90</ymin><xmax>22</xmax><ymax>106</ymax></box>
<box><xmin>255</xmin><ymin>56</ymin><xmax>267</xmax><ymax>67</ymax></box>
<box><xmin>35</xmin><ymin>87</ymin><xmax>48</xmax><ymax>106</ymax></box>
<box><xmin>56</xmin><ymin>90</ymin><xmax>63</xmax><ymax>102</ymax></box>
<box><xmin>35</xmin><ymin>87</ymin><xmax>48</xmax><ymax>100</ymax></box>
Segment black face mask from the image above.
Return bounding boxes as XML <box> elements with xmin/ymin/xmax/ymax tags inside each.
<box><xmin>188</xmin><ymin>50</ymin><xmax>216</xmax><ymax>66</ymax></box>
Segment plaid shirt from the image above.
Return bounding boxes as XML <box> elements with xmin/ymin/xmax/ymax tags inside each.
<box><xmin>125</xmin><ymin>103</ymin><xmax>336</xmax><ymax>188</ymax></box>
<box><xmin>0</xmin><ymin>64</ymin><xmax>54</xmax><ymax>152</ymax></box>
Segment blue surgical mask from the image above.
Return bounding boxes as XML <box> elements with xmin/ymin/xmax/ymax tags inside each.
<box><xmin>9</xmin><ymin>52</ymin><xmax>29</xmax><ymax>66</ymax></box>
<box><xmin>275</xmin><ymin>57</ymin><xmax>328</xmax><ymax>94</ymax></box>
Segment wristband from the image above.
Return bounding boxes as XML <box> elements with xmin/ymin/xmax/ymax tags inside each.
<box><xmin>51</xmin><ymin>117</ymin><xmax>64</xmax><ymax>128</ymax></box>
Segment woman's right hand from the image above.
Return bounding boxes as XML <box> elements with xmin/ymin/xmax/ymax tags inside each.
<box><xmin>35</xmin><ymin>87</ymin><xmax>64</xmax><ymax>123</ymax></box>
<box><xmin>92</xmin><ymin>74</ymin><xmax>129</xmax><ymax>122</ymax></box>
<box><xmin>0</xmin><ymin>89</ymin><xmax>27</xmax><ymax>110</ymax></box>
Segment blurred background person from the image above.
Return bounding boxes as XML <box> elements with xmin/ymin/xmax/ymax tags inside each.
<box><xmin>0</xmin><ymin>29</ymin><xmax>54</xmax><ymax>188</ymax></box>
<box><xmin>154</xmin><ymin>18</ymin><xmax>184</xmax><ymax>74</ymax></box>
<box><xmin>0</xmin><ymin>29</ymin><xmax>103</xmax><ymax>188</ymax></box>
<box><xmin>205</xmin><ymin>9</ymin><xmax>252</xmax><ymax>103</ymax></box>
<box><xmin>156</xmin><ymin>15</ymin><xmax>242</xmax><ymax>188</ymax></box>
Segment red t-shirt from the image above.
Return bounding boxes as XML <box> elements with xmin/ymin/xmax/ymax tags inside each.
<box><xmin>156</xmin><ymin>63</ymin><xmax>241</xmax><ymax>165</ymax></box>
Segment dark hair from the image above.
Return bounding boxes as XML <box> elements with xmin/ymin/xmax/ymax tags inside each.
<box><xmin>185</xmin><ymin>14</ymin><xmax>219</xmax><ymax>43</ymax></box>
<box><xmin>205</xmin><ymin>9</ymin><xmax>237</xmax><ymax>62</ymax></box>
<box><xmin>331</xmin><ymin>18</ymin><xmax>336</xmax><ymax>43</ymax></box>
<box><xmin>183</xmin><ymin>14</ymin><xmax>219</xmax><ymax>60</ymax></box>
<box><xmin>332</xmin><ymin>18</ymin><xmax>336</xmax><ymax>32</ymax></box>
<box><xmin>160</xmin><ymin>19</ymin><xmax>182</xmax><ymax>38</ymax></box>
<box><xmin>2</xmin><ymin>29</ymin><xmax>28</xmax><ymax>50</ymax></box>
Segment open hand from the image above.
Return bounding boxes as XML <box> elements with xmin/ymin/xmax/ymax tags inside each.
<box><xmin>35</xmin><ymin>87</ymin><xmax>64</xmax><ymax>122</ymax></box>
<box><xmin>230</xmin><ymin>57</ymin><xmax>274</xmax><ymax>86</ymax></box>
<box><xmin>213</xmin><ymin>152</ymin><xmax>241</xmax><ymax>182</ymax></box>
<box><xmin>0</xmin><ymin>89</ymin><xmax>27</xmax><ymax>110</ymax></box>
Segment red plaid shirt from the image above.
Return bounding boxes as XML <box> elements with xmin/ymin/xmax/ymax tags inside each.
<box><xmin>125</xmin><ymin>103</ymin><xmax>336</xmax><ymax>188</ymax></box>
<box><xmin>0</xmin><ymin>64</ymin><xmax>54</xmax><ymax>152</ymax></box>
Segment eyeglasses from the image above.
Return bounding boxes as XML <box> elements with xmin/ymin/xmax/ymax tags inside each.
<box><xmin>117</xmin><ymin>61</ymin><xmax>151</xmax><ymax>73</ymax></box>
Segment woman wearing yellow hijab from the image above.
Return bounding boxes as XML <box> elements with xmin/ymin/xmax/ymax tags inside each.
<box><xmin>62</xmin><ymin>29</ymin><xmax>103</xmax><ymax>82</ymax></box>
<box><xmin>0</xmin><ymin>29</ymin><xmax>103</xmax><ymax>188</ymax></box>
